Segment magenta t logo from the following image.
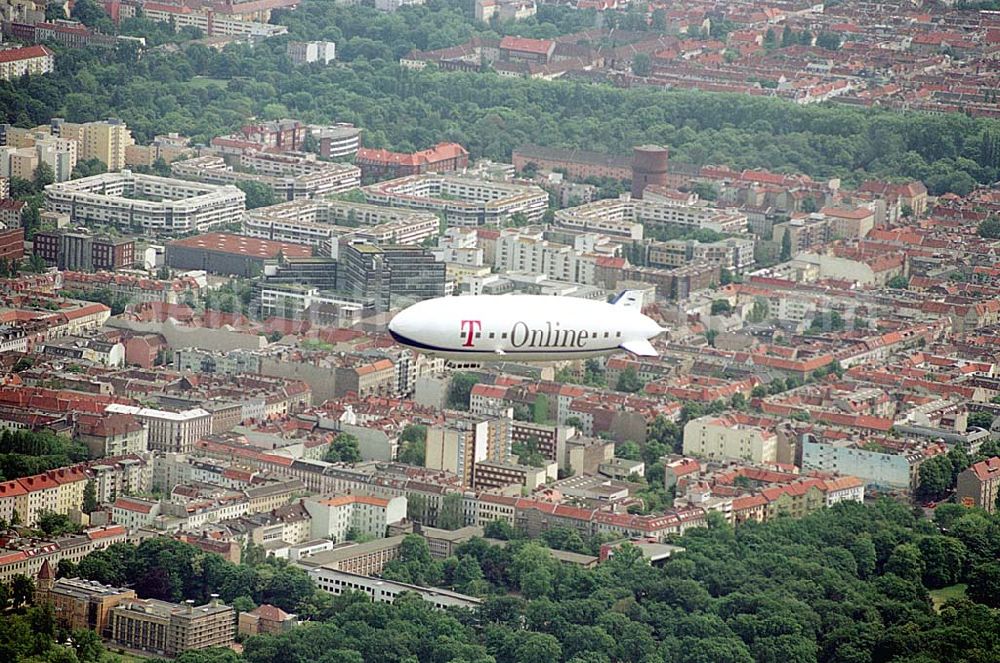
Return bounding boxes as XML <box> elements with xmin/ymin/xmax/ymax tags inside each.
<box><xmin>461</xmin><ymin>320</ymin><xmax>482</xmax><ymax>347</ymax></box>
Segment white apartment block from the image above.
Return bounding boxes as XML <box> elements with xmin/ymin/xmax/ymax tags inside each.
<box><xmin>0</xmin><ymin>45</ymin><xmax>54</xmax><ymax>81</ymax></box>
<box><xmin>287</xmin><ymin>41</ymin><xmax>336</xmax><ymax>65</ymax></box>
<box><xmin>363</xmin><ymin>174</ymin><xmax>548</xmax><ymax>226</ymax></box>
<box><xmin>556</xmin><ymin>196</ymin><xmax>748</xmax><ymax>237</ymax></box>
<box><xmin>172</xmin><ymin>154</ymin><xmax>360</xmax><ymax>200</ymax></box>
<box><xmin>244</xmin><ymin>199</ymin><xmax>438</xmax><ymax>252</ymax></box>
<box><xmin>683</xmin><ymin>414</ymin><xmax>777</xmax><ymax>464</ymax></box>
<box><xmin>257</xmin><ymin>288</ymin><xmax>364</xmax><ymax>326</ymax></box>
<box><xmin>307</xmin><ymin>568</ymin><xmax>480</xmax><ymax>610</ymax></box>
<box><xmin>141</xmin><ymin>5</ymin><xmax>288</xmax><ymax>37</ymax></box>
<box><xmin>304</xmin><ymin>494</ymin><xmax>407</xmax><ymax>543</ymax></box>
<box><xmin>105</xmin><ymin>404</ymin><xmax>212</xmax><ymax>454</ymax></box>
<box><xmin>495</xmin><ymin>228</ymin><xmax>600</xmax><ymax>285</ymax></box>
<box><xmin>45</xmin><ymin>172</ymin><xmax>245</xmax><ymax>233</ymax></box>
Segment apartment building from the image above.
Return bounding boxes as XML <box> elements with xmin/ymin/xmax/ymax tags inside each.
<box><xmin>0</xmin><ymin>45</ymin><xmax>54</xmax><ymax>80</ymax></box>
<box><xmin>171</xmin><ymin>154</ymin><xmax>360</xmax><ymax>200</ymax></box>
<box><xmin>54</xmin><ymin>118</ymin><xmax>133</xmax><ymax>172</ymax></box>
<box><xmin>45</xmin><ymin>172</ymin><xmax>246</xmax><ymax>234</ymax></box>
<box><xmin>303</xmin><ymin>494</ymin><xmax>407</xmax><ymax>542</ymax></box>
<box><xmin>556</xmin><ymin>196</ymin><xmax>748</xmax><ymax>237</ymax></box>
<box><xmin>647</xmin><ymin>237</ymin><xmax>755</xmax><ymax>271</ymax></box>
<box><xmin>75</xmin><ymin>412</ymin><xmax>148</xmax><ymax>457</ymax></box>
<box><xmin>682</xmin><ymin>414</ymin><xmax>778</xmax><ymax>464</ymax></box>
<box><xmin>356</xmin><ymin>142</ymin><xmax>468</xmax><ymax>180</ymax></box>
<box><xmin>108</xmin><ymin>598</ymin><xmax>235</xmax><ymax>657</ymax></box>
<box><xmin>473</xmin><ymin>460</ymin><xmax>549</xmax><ymax>491</ymax></box>
<box><xmin>363</xmin><ymin>173</ymin><xmax>548</xmax><ymax>226</ymax></box>
<box><xmin>425</xmin><ymin>415</ymin><xmax>511</xmax><ymax>487</ymax></box>
<box><xmin>310</xmin><ymin>124</ymin><xmax>363</xmax><ymax>160</ymax></box>
<box><xmin>287</xmin><ymin>40</ymin><xmax>336</xmax><ymax>65</ymax></box>
<box><xmin>244</xmin><ymin>198</ymin><xmax>439</xmax><ymax>251</ymax></box>
<box><xmin>956</xmin><ymin>456</ymin><xmax>1000</xmax><ymax>513</ymax></box>
<box><xmin>104</xmin><ymin>404</ymin><xmax>211</xmax><ymax>453</ymax></box>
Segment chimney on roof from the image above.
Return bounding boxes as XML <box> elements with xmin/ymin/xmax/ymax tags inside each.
<box><xmin>185</xmin><ymin>599</ymin><xmax>194</xmax><ymax>613</ymax></box>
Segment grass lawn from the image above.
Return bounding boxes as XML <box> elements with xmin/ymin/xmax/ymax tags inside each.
<box><xmin>929</xmin><ymin>583</ymin><xmax>967</xmax><ymax>611</ymax></box>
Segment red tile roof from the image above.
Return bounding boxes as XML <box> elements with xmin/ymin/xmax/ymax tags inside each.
<box><xmin>500</xmin><ymin>36</ymin><xmax>555</xmax><ymax>55</ymax></box>
<box><xmin>0</xmin><ymin>45</ymin><xmax>53</xmax><ymax>63</ymax></box>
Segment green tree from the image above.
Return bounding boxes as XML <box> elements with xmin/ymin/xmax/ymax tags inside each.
<box><xmin>711</xmin><ymin>299</ymin><xmax>732</xmax><ymax>315</ymax></box>
<box><xmin>631</xmin><ymin>53</ymin><xmax>651</xmax><ymax>77</ymax></box>
<box><xmin>815</xmin><ymin>31</ymin><xmax>842</xmax><ymax>50</ymax></box>
<box><xmin>447</xmin><ymin>372</ymin><xmax>480</xmax><ymax>410</ymax></box>
<box><xmin>979</xmin><ymin>214</ymin><xmax>1000</xmax><ymax>239</ymax></box>
<box><xmin>615</xmin><ymin>366</ymin><xmax>644</xmax><ymax>393</ymax></box>
<box><xmin>81</xmin><ymin>479</ymin><xmax>98</xmax><ymax>513</ymax></box>
<box><xmin>968</xmin><ymin>411</ymin><xmax>994</xmax><ymax>430</ymax></box>
<box><xmin>780</xmin><ymin>230</ymin><xmax>792</xmax><ymax>261</ymax></box>
<box><xmin>324</xmin><ymin>432</ymin><xmax>362</xmax><ymax>464</ymax></box>
<box><xmin>437</xmin><ymin>492</ymin><xmax>465</xmax><ymax>530</ymax></box>
<box><xmin>397</xmin><ymin>424</ymin><xmax>427</xmax><ymax>466</ymax></box>
<box><xmin>884</xmin><ymin>542</ymin><xmax>924</xmax><ymax>582</ymax></box>
<box><xmin>887</xmin><ymin>274</ymin><xmax>909</xmax><ymax>289</ymax></box>
<box><xmin>33</xmin><ymin>163</ymin><xmax>55</xmax><ymax>190</ymax></box>
<box><xmin>236</xmin><ymin>181</ymin><xmax>278</xmax><ymax>209</ymax></box>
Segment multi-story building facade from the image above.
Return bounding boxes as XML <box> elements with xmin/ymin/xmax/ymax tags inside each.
<box><xmin>244</xmin><ymin>198</ymin><xmax>439</xmax><ymax>252</ymax></box>
<box><xmin>956</xmin><ymin>456</ymin><xmax>1000</xmax><ymax>513</ymax></box>
<box><xmin>287</xmin><ymin>40</ymin><xmax>336</xmax><ymax>64</ymax></box>
<box><xmin>33</xmin><ymin>229</ymin><xmax>135</xmax><ymax>271</ymax></box>
<box><xmin>0</xmin><ymin>45</ymin><xmax>54</xmax><ymax>80</ymax></box>
<box><xmin>683</xmin><ymin>414</ymin><xmax>778</xmax><ymax>465</ymax></box>
<box><xmin>556</xmin><ymin>196</ymin><xmax>748</xmax><ymax>237</ymax></box>
<box><xmin>54</xmin><ymin>118</ymin><xmax>133</xmax><ymax>172</ymax></box>
<box><xmin>35</xmin><ymin>569</ymin><xmax>137</xmax><ymax>637</ymax></box>
<box><xmin>363</xmin><ymin>174</ymin><xmax>548</xmax><ymax>226</ymax></box>
<box><xmin>108</xmin><ymin>598</ymin><xmax>235</xmax><ymax>657</ymax></box>
<box><xmin>337</xmin><ymin>241</ymin><xmax>446</xmax><ymax>313</ymax></box>
<box><xmin>171</xmin><ymin>154</ymin><xmax>360</xmax><ymax>201</ymax></box>
<box><xmin>104</xmin><ymin>404</ymin><xmax>211</xmax><ymax>454</ymax></box>
<box><xmin>75</xmin><ymin>413</ymin><xmax>148</xmax><ymax>457</ymax></box>
<box><xmin>45</xmin><ymin>172</ymin><xmax>246</xmax><ymax>234</ymax></box>
<box><xmin>356</xmin><ymin>142</ymin><xmax>468</xmax><ymax>180</ymax></box>
<box><xmin>310</xmin><ymin>124</ymin><xmax>362</xmax><ymax>160</ymax></box>
<box><xmin>303</xmin><ymin>494</ymin><xmax>407</xmax><ymax>542</ymax></box>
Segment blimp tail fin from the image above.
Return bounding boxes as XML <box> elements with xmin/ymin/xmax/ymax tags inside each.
<box><xmin>611</xmin><ymin>290</ymin><xmax>643</xmax><ymax>309</ymax></box>
<box><xmin>620</xmin><ymin>338</ymin><xmax>658</xmax><ymax>357</ymax></box>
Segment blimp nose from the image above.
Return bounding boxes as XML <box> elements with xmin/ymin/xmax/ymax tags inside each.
<box><xmin>388</xmin><ymin>306</ymin><xmax>419</xmax><ymax>344</ymax></box>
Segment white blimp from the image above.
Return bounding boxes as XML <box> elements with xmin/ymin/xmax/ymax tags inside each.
<box><xmin>387</xmin><ymin>290</ymin><xmax>667</xmax><ymax>362</ymax></box>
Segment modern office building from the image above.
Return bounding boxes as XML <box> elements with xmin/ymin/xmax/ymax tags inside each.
<box><xmin>337</xmin><ymin>241</ymin><xmax>446</xmax><ymax>312</ymax></box>
<box><xmin>44</xmin><ymin>172</ymin><xmax>246</xmax><ymax>234</ymax></box>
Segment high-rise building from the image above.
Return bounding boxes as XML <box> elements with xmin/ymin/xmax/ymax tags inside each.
<box><xmin>337</xmin><ymin>241</ymin><xmax>445</xmax><ymax>313</ymax></box>
<box><xmin>53</xmin><ymin>118</ymin><xmax>134</xmax><ymax>171</ymax></box>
